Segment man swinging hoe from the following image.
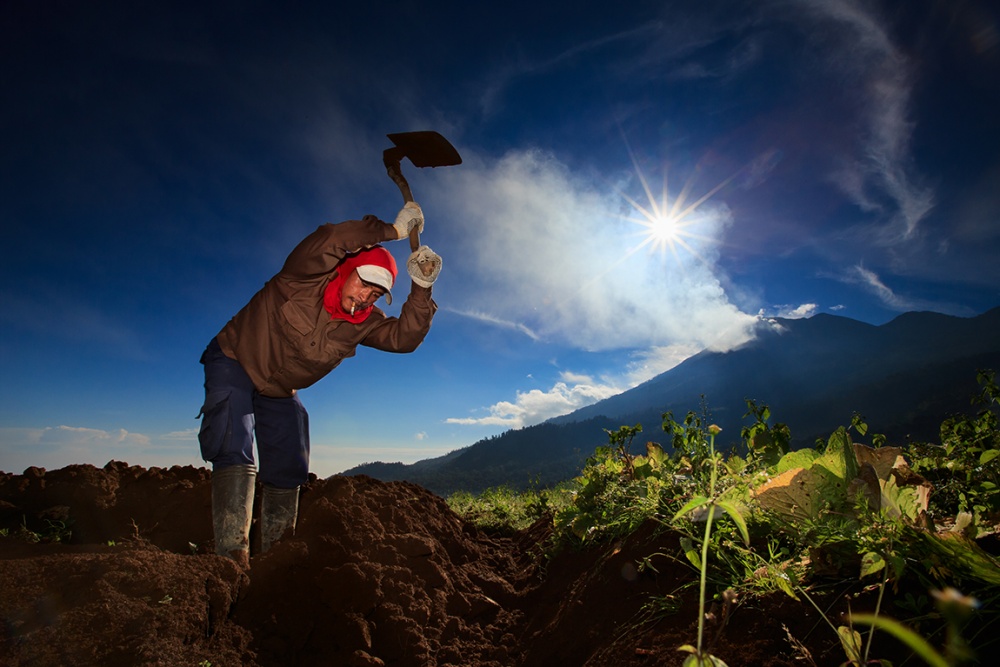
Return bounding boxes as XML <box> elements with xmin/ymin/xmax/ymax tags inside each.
<box><xmin>197</xmin><ymin>132</ymin><xmax>460</xmax><ymax>566</ymax></box>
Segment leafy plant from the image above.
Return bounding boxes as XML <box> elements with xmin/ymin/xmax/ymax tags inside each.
<box><xmin>554</xmin><ymin>424</ymin><xmax>678</xmax><ymax>543</ymax></box>
<box><xmin>673</xmin><ymin>425</ymin><xmax>749</xmax><ymax>667</ymax></box>
<box><xmin>448</xmin><ymin>484</ymin><xmax>569</xmax><ymax>535</ymax></box>
<box><xmin>908</xmin><ymin>370</ymin><xmax>1000</xmax><ymax>532</ymax></box>
<box><xmin>845</xmin><ymin>588</ymin><xmax>981</xmax><ymax>667</ymax></box>
<box><xmin>4</xmin><ymin>516</ymin><xmax>74</xmax><ymax>544</ymax></box>
<box><xmin>741</xmin><ymin>399</ymin><xmax>791</xmax><ymax>468</ymax></box>
<box><xmin>493</xmin><ymin>370</ymin><xmax>1000</xmax><ymax>664</ymax></box>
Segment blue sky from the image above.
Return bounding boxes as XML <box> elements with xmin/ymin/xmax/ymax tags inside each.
<box><xmin>2</xmin><ymin>0</ymin><xmax>999</xmax><ymax>477</ymax></box>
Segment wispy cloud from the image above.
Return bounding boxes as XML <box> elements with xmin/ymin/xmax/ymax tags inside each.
<box><xmin>837</xmin><ymin>264</ymin><xmax>972</xmax><ymax>317</ymax></box>
<box><xmin>476</xmin><ymin>21</ymin><xmax>664</xmax><ymax>118</ymax></box>
<box><xmin>0</xmin><ymin>425</ymin><xmax>209</xmax><ymax>474</ymax></box>
<box><xmin>447</xmin><ymin>307</ymin><xmax>541</xmax><ymax>341</ymax></box>
<box><xmin>161</xmin><ymin>428</ymin><xmax>199</xmax><ymax>441</ymax></box>
<box><xmin>801</xmin><ymin>0</ymin><xmax>935</xmax><ymax>242</ymax></box>
<box><xmin>45</xmin><ymin>425</ymin><xmax>152</xmax><ymax>446</ymax></box>
<box><xmin>841</xmin><ymin>264</ymin><xmax>917</xmax><ymax>311</ymax></box>
<box><xmin>0</xmin><ymin>292</ymin><xmax>148</xmax><ymax>360</ymax></box>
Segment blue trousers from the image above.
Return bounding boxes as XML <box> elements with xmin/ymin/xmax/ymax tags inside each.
<box><xmin>198</xmin><ymin>338</ymin><xmax>310</xmax><ymax>488</ymax></box>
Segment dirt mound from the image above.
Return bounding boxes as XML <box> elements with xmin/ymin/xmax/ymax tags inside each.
<box><xmin>1</xmin><ymin>462</ymin><xmax>919</xmax><ymax>666</ymax></box>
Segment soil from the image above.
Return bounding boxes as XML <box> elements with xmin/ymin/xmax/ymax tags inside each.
<box><xmin>0</xmin><ymin>462</ymin><xmax>976</xmax><ymax>666</ymax></box>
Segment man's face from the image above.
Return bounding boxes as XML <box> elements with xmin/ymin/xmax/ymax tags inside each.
<box><xmin>341</xmin><ymin>269</ymin><xmax>386</xmax><ymax>314</ymax></box>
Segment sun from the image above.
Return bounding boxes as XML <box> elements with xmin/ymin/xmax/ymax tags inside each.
<box><xmin>576</xmin><ymin>141</ymin><xmax>738</xmax><ymax>294</ymax></box>
<box><xmin>647</xmin><ymin>212</ymin><xmax>682</xmax><ymax>245</ymax></box>
<box><xmin>623</xmin><ymin>178</ymin><xmax>707</xmax><ymax>260</ymax></box>
<box><xmin>619</xmin><ymin>153</ymin><xmax>735</xmax><ymax>263</ymax></box>
<box><xmin>631</xmin><ymin>200</ymin><xmax>696</xmax><ymax>256</ymax></box>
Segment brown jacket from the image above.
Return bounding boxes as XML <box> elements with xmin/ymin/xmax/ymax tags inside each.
<box><xmin>216</xmin><ymin>215</ymin><xmax>437</xmax><ymax>397</ymax></box>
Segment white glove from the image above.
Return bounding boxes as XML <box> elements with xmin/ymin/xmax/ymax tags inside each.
<box><xmin>407</xmin><ymin>245</ymin><xmax>442</xmax><ymax>288</ymax></box>
<box><xmin>393</xmin><ymin>201</ymin><xmax>425</xmax><ymax>239</ymax></box>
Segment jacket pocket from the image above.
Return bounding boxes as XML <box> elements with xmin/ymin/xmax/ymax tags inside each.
<box><xmin>280</xmin><ymin>299</ymin><xmax>315</xmax><ymax>337</ymax></box>
<box><xmin>197</xmin><ymin>390</ymin><xmax>232</xmax><ymax>461</ymax></box>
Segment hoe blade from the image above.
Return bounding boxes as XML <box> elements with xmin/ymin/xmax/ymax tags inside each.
<box><xmin>386</xmin><ymin>131</ymin><xmax>462</xmax><ymax>168</ymax></box>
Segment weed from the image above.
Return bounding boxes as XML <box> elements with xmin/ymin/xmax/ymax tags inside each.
<box><xmin>447</xmin><ymin>484</ymin><xmax>571</xmax><ymax>536</ymax></box>
<box><xmin>741</xmin><ymin>399</ymin><xmax>791</xmax><ymax>468</ymax></box>
<box><xmin>673</xmin><ymin>425</ymin><xmax>748</xmax><ymax>667</ymax></box>
<box><xmin>909</xmin><ymin>370</ymin><xmax>1000</xmax><ymax>532</ymax></box>
<box><xmin>475</xmin><ymin>369</ymin><xmax>1000</xmax><ymax>663</ymax></box>
<box><xmin>6</xmin><ymin>516</ymin><xmax>73</xmax><ymax>544</ymax></box>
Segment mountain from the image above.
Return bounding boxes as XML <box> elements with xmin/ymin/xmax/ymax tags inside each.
<box><xmin>345</xmin><ymin>307</ymin><xmax>1000</xmax><ymax>496</ymax></box>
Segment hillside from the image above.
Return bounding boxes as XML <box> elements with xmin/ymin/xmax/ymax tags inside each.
<box><xmin>347</xmin><ymin>308</ymin><xmax>1000</xmax><ymax>495</ymax></box>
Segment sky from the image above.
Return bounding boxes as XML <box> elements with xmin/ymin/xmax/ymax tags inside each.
<box><xmin>2</xmin><ymin>0</ymin><xmax>999</xmax><ymax>478</ymax></box>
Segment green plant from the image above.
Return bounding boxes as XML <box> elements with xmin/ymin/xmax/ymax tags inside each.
<box><xmin>7</xmin><ymin>516</ymin><xmax>73</xmax><ymax>544</ymax></box>
<box><xmin>448</xmin><ymin>484</ymin><xmax>570</xmax><ymax>535</ymax></box>
<box><xmin>662</xmin><ymin>409</ymin><xmax>714</xmax><ymax>485</ymax></box>
<box><xmin>554</xmin><ymin>425</ymin><xmax>677</xmax><ymax>543</ymax></box>
<box><xmin>850</xmin><ymin>613</ymin><xmax>948</xmax><ymax>667</ymax></box>
<box><xmin>536</xmin><ymin>372</ymin><xmax>1000</xmax><ymax>662</ymax></box>
<box><xmin>796</xmin><ymin>586</ymin><xmax>873</xmax><ymax>667</ymax></box>
<box><xmin>604</xmin><ymin>423</ymin><xmax>642</xmax><ymax>479</ymax></box>
<box><xmin>909</xmin><ymin>370</ymin><xmax>1000</xmax><ymax>531</ymax></box>
<box><xmin>846</xmin><ymin>588</ymin><xmax>980</xmax><ymax>667</ymax></box>
<box><xmin>741</xmin><ymin>399</ymin><xmax>791</xmax><ymax>468</ymax></box>
<box><xmin>673</xmin><ymin>425</ymin><xmax>750</xmax><ymax>667</ymax></box>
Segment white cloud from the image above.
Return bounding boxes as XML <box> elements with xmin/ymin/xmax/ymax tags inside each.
<box><xmin>624</xmin><ymin>343</ymin><xmax>704</xmax><ymax>385</ymax></box>
<box><xmin>446</xmin><ymin>343</ymin><xmax>702</xmax><ymax>429</ymax></box>
<box><xmin>433</xmin><ymin>148</ymin><xmax>759</xmax><ymax>428</ymax></box>
<box><xmin>440</xmin><ymin>149</ymin><xmax>757</xmax><ymax>352</ymax></box>
<box><xmin>766</xmin><ymin>303</ymin><xmax>819</xmax><ymax>319</ymax></box>
<box><xmin>801</xmin><ymin>0</ymin><xmax>935</xmax><ymax>242</ymax></box>
<box><xmin>446</xmin><ymin>372</ymin><xmax>623</xmax><ymax>429</ymax></box>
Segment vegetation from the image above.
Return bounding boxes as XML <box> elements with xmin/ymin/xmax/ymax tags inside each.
<box><xmin>449</xmin><ymin>370</ymin><xmax>1000</xmax><ymax>665</ymax></box>
<box><xmin>1</xmin><ymin>516</ymin><xmax>73</xmax><ymax>544</ymax></box>
<box><xmin>446</xmin><ymin>484</ymin><xmax>574</xmax><ymax>535</ymax></box>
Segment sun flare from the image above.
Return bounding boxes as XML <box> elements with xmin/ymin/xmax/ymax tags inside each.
<box><xmin>619</xmin><ymin>152</ymin><xmax>735</xmax><ymax>264</ymax></box>
<box><xmin>578</xmin><ymin>142</ymin><xmax>737</xmax><ymax>294</ymax></box>
<box><xmin>648</xmin><ymin>213</ymin><xmax>680</xmax><ymax>244</ymax></box>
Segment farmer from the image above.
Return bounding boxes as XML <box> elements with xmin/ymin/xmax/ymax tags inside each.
<box><xmin>197</xmin><ymin>201</ymin><xmax>440</xmax><ymax>566</ymax></box>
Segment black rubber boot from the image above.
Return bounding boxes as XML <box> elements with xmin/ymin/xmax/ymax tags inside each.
<box><xmin>211</xmin><ymin>464</ymin><xmax>256</xmax><ymax>568</ymax></box>
<box><xmin>260</xmin><ymin>484</ymin><xmax>299</xmax><ymax>553</ymax></box>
